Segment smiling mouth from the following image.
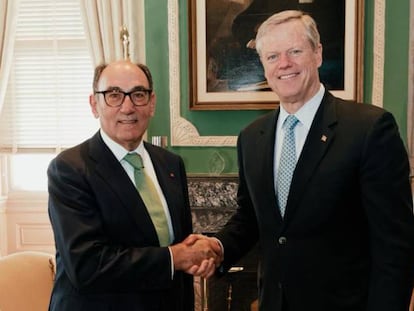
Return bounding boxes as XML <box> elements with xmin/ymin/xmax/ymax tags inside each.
<box><xmin>279</xmin><ymin>73</ymin><xmax>298</xmax><ymax>80</ymax></box>
<box><xmin>119</xmin><ymin>119</ymin><xmax>137</xmax><ymax>124</ymax></box>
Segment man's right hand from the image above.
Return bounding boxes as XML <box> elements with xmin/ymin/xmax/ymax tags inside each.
<box><xmin>170</xmin><ymin>234</ymin><xmax>223</xmax><ymax>278</ymax></box>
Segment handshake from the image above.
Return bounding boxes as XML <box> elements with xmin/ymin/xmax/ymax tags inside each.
<box><xmin>170</xmin><ymin>234</ymin><xmax>223</xmax><ymax>279</ymax></box>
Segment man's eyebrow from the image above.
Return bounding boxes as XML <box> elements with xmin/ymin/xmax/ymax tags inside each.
<box><xmin>129</xmin><ymin>86</ymin><xmax>151</xmax><ymax>92</ymax></box>
<box><xmin>103</xmin><ymin>86</ymin><xmax>150</xmax><ymax>92</ymax></box>
<box><xmin>105</xmin><ymin>86</ymin><xmax>122</xmax><ymax>92</ymax></box>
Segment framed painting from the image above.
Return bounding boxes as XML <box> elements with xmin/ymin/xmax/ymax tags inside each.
<box><xmin>188</xmin><ymin>0</ymin><xmax>364</xmax><ymax>110</ymax></box>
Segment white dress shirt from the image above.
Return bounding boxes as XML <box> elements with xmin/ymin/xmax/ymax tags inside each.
<box><xmin>100</xmin><ymin>130</ymin><xmax>175</xmax><ymax>243</ymax></box>
<box><xmin>274</xmin><ymin>84</ymin><xmax>325</xmax><ymax>194</ymax></box>
<box><xmin>100</xmin><ymin>130</ymin><xmax>176</xmax><ymax>277</ymax></box>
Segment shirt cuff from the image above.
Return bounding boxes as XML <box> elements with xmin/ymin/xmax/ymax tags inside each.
<box><xmin>213</xmin><ymin>237</ymin><xmax>224</xmax><ymax>257</ymax></box>
<box><xmin>167</xmin><ymin>246</ymin><xmax>174</xmax><ymax>279</ymax></box>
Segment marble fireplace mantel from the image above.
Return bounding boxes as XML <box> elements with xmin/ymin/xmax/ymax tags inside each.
<box><xmin>187</xmin><ymin>175</ymin><xmax>239</xmax><ymax>234</ymax></box>
<box><xmin>187</xmin><ymin>175</ymin><xmax>258</xmax><ymax>311</ymax></box>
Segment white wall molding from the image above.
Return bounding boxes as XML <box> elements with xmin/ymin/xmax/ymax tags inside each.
<box><xmin>168</xmin><ymin>0</ymin><xmax>237</xmax><ymax>147</ymax></box>
<box><xmin>372</xmin><ymin>0</ymin><xmax>385</xmax><ymax>107</ymax></box>
<box><xmin>1</xmin><ymin>193</ymin><xmax>54</xmax><ymax>255</ymax></box>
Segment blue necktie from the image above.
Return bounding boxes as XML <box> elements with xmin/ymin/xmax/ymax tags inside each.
<box><xmin>277</xmin><ymin>115</ymin><xmax>299</xmax><ymax>217</ymax></box>
<box><xmin>124</xmin><ymin>153</ymin><xmax>170</xmax><ymax>246</ymax></box>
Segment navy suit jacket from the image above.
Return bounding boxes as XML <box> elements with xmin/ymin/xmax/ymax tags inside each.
<box><xmin>216</xmin><ymin>91</ymin><xmax>414</xmax><ymax>311</ymax></box>
<box><xmin>48</xmin><ymin>131</ymin><xmax>194</xmax><ymax>311</ymax></box>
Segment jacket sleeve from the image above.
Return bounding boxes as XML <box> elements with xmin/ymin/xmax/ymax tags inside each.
<box><xmin>361</xmin><ymin>111</ymin><xmax>414</xmax><ymax>310</ymax></box>
<box><xmin>48</xmin><ymin>153</ymin><xmax>173</xmax><ymax>293</ymax></box>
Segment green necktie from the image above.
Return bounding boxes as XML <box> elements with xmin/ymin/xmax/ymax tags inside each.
<box><xmin>124</xmin><ymin>153</ymin><xmax>170</xmax><ymax>246</ymax></box>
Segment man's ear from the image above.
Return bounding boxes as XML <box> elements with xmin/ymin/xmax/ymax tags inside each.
<box><xmin>149</xmin><ymin>92</ymin><xmax>156</xmax><ymax>117</ymax></box>
<box><xmin>316</xmin><ymin>43</ymin><xmax>323</xmax><ymax>68</ymax></box>
<box><xmin>89</xmin><ymin>94</ymin><xmax>99</xmax><ymax>118</ymax></box>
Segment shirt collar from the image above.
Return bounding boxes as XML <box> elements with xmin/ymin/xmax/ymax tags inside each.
<box><xmin>100</xmin><ymin>129</ymin><xmax>145</xmax><ymax>161</ymax></box>
<box><xmin>279</xmin><ymin>84</ymin><xmax>325</xmax><ymax>130</ymax></box>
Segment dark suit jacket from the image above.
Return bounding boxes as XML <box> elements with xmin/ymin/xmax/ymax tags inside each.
<box><xmin>47</xmin><ymin>132</ymin><xmax>194</xmax><ymax>311</ymax></box>
<box><xmin>216</xmin><ymin>91</ymin><xmax>414</xmax><ymax>311</ymax></box>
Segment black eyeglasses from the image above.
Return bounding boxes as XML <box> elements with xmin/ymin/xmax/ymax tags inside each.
<box><xmin>94</xmin><ymin>87</ymin><xmax>152</xmax><ymax>107</ymax></box>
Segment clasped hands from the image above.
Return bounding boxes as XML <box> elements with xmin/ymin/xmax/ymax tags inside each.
<box><xmin>170</xmin><ymin>234</ymin><xmax>223</xmax><ymax>279</ymax></box>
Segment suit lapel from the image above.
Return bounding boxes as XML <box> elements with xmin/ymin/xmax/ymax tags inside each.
<box><xmin>284</xmin><ymin>92</ymin><xmax>338</xmax><ymax>220</ymax></box>
<box><xmin>88</xmin><ymin>132</ymin><xmax>159</xmax><ymax>244</ymax></box>
<box><xmin>253</xmin><ymin>110</ymin><xmax>283</xmax><ymax>222</ymax></box>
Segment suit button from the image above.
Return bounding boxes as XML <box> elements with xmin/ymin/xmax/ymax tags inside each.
<box><xmin>278</xmin><ymin>236</ymin><xmax>287</xmax><ymax>245</ymax></box>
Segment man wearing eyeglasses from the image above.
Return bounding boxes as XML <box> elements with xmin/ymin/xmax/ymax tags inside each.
<box><xmin>47</xmin><ymin>60</ymin><xmax>221</xmax><ymax>311</ymax></box>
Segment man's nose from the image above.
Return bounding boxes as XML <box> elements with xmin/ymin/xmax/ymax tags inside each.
<box><xmin>120</xmin><ymin>94</ymin><xmax>135</xmax><ymax>110</ymax></box>
<box><xmin>278</xmin><ymin>53</ymin><xmax>291</xmax><ymax>68</ymax></box>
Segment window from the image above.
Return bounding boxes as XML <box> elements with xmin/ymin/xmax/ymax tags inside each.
<box><xmin>9</xmin><ymin>154</ymin><xmax>54</xmax><ymax>191</ymax></box>
<box><xmin>0</xmin><ymin>0</ymin><xmax>97</xmax><ymax>192</ymax></box>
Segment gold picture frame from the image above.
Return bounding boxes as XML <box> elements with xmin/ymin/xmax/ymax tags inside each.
<box><xmin>188</xmin><ymin>0</ymin><xmax>364</xmax><ymax>110</ymax></box>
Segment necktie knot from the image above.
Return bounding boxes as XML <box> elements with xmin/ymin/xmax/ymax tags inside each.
<box><xmin>124</xmin><ymin>153</ymin><xmax>144</xmax><ymax>171</ymax></box>
<box><xmin>283</xmin><ymin>114</ymin><xmax>299</xmax><ymax>131</ymax></box>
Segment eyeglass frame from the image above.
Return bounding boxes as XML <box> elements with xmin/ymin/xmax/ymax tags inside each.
<box><xmin>94</xmin><ymin>86</ymin><xmax>153</xmax><ymax>107</ymax></box>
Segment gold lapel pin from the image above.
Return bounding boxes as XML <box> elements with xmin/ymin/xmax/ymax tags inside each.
<box><xmin>321</xmin><ymin>135</ymin><xmax>328</xmax><ymax>142</ymax></box>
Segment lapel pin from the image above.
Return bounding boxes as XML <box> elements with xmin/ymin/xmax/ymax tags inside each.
<box><xmin>169</xmin><ymin>173</ymin><xmax>175</xmax><ymax>178</ymax></box>
<box><xmin>321</xmin><ymin>135</ymin><xmax>328</xmax><ymax>142</ymax></box>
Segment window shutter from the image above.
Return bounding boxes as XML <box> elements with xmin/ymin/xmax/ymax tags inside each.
<box><xmin>0</xmin><ymin>0</ymin><xmax>98</xmax><ymax>152</ymax></box>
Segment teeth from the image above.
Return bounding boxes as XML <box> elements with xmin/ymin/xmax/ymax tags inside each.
<box><xmin>279</xmin><ymin>73</ymin><xmax>297</xmax><ymax>80</ymax></box>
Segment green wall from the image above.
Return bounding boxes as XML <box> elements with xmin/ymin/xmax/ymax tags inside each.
<box><xmin>363</xmin><ymin>0</ymin><xmax>410</xmax><ymax>143</ymax></box>
<box><xmin>146</xmin><ymin>0</ymin><xmax>411</xmax><ymax>174</ymax></box>
<box><xmin>383</xmin><ymin>1</ymin><xmax>410</xmax><ymax>140</ymax></box>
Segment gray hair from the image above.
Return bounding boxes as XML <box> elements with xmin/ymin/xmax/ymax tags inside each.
<box><xmin>255</xmin><ymin>10</ymin><xmax>320</xmax><ymax>56</ymax></box>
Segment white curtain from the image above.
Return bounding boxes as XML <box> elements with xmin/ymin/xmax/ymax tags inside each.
<box><xmin>79</xmin><ymin>0</ymin><xmax>146</xmax><ymax>66</ymax></box>
<box><xmin>0</xmin><ymin>0</ymin><xmax>18</xmax><ymax>115</ymax></box>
